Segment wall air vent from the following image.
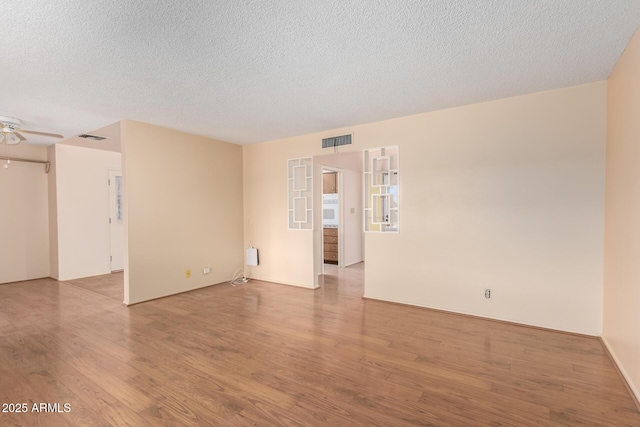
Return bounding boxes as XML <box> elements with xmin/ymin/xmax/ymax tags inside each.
<box><xmin>78</xmin><ymin>134</ymin><xmax>108</xmax><ymax>141</ymax></box>
<box><xmin>322</xmin><ymin>134</ymin><xmax>352</xmax><ymax>149</ymax></box>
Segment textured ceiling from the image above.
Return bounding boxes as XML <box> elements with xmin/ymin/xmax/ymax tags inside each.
<box><xmin>2</xmin><ymin>1</ymin><xmax>639</xmax><ymax>146</ymax></box>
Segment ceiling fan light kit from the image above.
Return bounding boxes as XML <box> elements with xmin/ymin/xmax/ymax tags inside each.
<box><xmin>0</xmin><ymin>115</ymin><xmax>64</xmax><ymax>145</ymax></box>
<box><xmin>1</xmin><ymin>132</ymin><xmax>20</xmax><ymax>145</ymax></box>
<box><xmin>1</xmin><ymin>115</ymin><xmax>57</xmax><ymax>172</ymax></box>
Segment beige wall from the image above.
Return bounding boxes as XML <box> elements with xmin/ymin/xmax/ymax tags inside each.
<box><xmin>123</xmin><ymin>120</ymin><xmax>244</xmax><ymax>304</ymax></box>
<box><xmin>47</xmin><ymin>145</ymin><xmax>59</xmax><ymax>279</ymax></box>
<box><xmin>603</xmin><ymin>28</ymin><xmax>640</xmax><ymax>401</ymax></box>
<box><xmin>340</xmin><ymin>169</ymin><xmax>363</xmax><ymax>266</ymax></box>
<box><xmin>318</xmin><ymin>151</ymin><xmax>363</xmax><ymax>173</ymax></box>
<box><xmin>0</xmin><ymin>144</ymin><xmax>50</xmax><ymax>283</ymax></box>
<box><xmin>52</xmin><ymin>144</ymin><xmax>122</xmax><ymax>280</ymax></box>
<box><xmin>244</xmin><ymin>82</ymin><xmax>606</xmax><ymax>334</ymax></box>
<box><xmin>243</xmin><ymin>139</ymin><xmax>318</xmax><ymax>287</ymax></box>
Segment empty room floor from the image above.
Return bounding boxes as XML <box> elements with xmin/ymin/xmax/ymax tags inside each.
<box><xmin>64</xmin><ymin>271</ymin><xmax>124</xmax><ymax>302</ymax></box>
<box><xmin>1</xmin><ymin>266</ymin><xmax>639</xmax><ymax>426</ymax></box>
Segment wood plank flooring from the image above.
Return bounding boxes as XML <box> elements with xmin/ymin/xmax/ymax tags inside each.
<box><xmin>1</xmin><ymin>263</ymin><xmax>639</xmax><ymax>426</ymax></box>
<box><xmin>64</xmin><ymin>272</ymin><xmax>124</xmax><ymax>302</ymax></box>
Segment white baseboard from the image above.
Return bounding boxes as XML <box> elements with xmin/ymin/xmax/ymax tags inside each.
<box><xmin>253</xmin><ymin>277</ymin><xmax>317</xmax><ymax>289</ymax></box>
<box><xmin>601</xmin><ymin>336</ymin><xmax>640</xmax><ymax>409</ymax></box>
<box><xmin>363</xmin><ymin>293</ymin><xmax>598</xmax><ymax>336</ymax></box>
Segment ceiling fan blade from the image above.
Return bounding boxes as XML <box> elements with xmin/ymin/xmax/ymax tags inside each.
<box><xmin>15</xmin><ymin>131</ymin><xmax>27</xmax><ymax>141</ymax></box>
<box><xmin>19</xmin><ymin>129</ymin><xmax>64</xmax><ymax>138</ymax></box>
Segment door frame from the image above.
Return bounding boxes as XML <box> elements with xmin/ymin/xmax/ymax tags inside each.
<box><xmin>107</xmin><ymin>169</ymin><xmax>124</xmax><ymax>272</ymax></box>
<box><xmin>313</xmin><ymin>150</ymin><xmax>366</xmax><ymax>286</ymax></box>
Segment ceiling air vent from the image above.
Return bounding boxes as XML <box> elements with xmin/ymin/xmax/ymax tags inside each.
<box><xmin>78</xmin><ymin>134</ymin><xmax>108</xmax><ymax>141</ymax></box>
<box><xmin>322</xmin><ymin>134</ymin><xmax>352</xmax><ymax>149</ymax></box>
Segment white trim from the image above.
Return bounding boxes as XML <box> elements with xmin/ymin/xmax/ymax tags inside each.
<box><xmin>601</xmin><ymin>336</ymin><xmax>640</xmax><ymax>404</ymax></box>
<box><xmin>258</xmin><ymin>279</ymin><xmax>318</xmax><ymax>290</ymax></box>
<box><xmin>362</xmin><ymin>293</ymin><xmax>600</xmax><ymax>336</ymax></box>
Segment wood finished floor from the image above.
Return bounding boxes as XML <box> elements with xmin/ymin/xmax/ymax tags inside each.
<box><xmin>64</xmin><ymin>272</ymin><xmax>124</xmax><ymax>302</ymax></box>
<box><xmin>1</xmin><ymin>264</ymin><xmax>639</xmax><ymax>426</ymax></box>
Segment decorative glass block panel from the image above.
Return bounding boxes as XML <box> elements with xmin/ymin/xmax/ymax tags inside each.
<box><xmin>287</xmin><ymin>157</ymin><xmax>313</xmax><ymax>230</ymax></box>
<box><xmin>364</xmin><ymin>146</ymin><xmax>399</xmax><ymax>232</ymax></box>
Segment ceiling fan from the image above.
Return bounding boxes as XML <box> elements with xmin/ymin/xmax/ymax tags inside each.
<box><xmin>0</xmin><ymin>115</ymin><xmax>64</xmax><ymax>145</ymax></box>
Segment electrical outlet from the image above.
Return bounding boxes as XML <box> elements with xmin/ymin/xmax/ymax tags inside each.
<box><xmin>185</xmin><ymin>269</ymin><xmax>191</xmax><ymax>278</ymax></box>
<box><xmin>203</xmin><ymin>267</ymin><xmax>211</xmax><ymax>274</ymax></box>
<box><xmin>485</xmin><ymin>289</ymin><xmax>491</xmax><ymax>299</ymax></box>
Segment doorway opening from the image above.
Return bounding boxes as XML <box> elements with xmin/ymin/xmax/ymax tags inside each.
<box><xmin>108</xmin><ymin>169</ymin><xmax>124</xmax><ymax>272</ymax></box>
<box><xmin>322</xmin><ymin>168</ymin><xmax>339</xmax><ymax>266</ymax></box>
<box><xmin>314</xmin><ymin>151</ymin><xmax>364</xmax><ymax>290</ymax></box>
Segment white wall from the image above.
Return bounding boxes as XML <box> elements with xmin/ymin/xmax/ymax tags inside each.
<box><xmin>123</xmin><ymin>120</ymin><xmax>244</xmax><ymax>304</ymax></box>
<box><xmin>244</xmin><ymin>82</ymin><xmax>606</xmax><ymax>335</ymax></box>
<box><xmin>0</xmin><ymin>144</ymin><xmax>50</xmax><ymax>283</ymax></box>
<box><xmin>52</xmin><ymin>144</ymin><xmax>122</xmax><ymax>280</ymax></box>
<box><xmin>603</xmin><ymin>27</ymin><xmax>640</xmax><ymax>402</ymax></box>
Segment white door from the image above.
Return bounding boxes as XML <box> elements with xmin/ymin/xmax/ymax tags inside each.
<box><xmin>108</xmin><ymin>170</ymin><xmax>124</xmax><ymax>271</ymax></box>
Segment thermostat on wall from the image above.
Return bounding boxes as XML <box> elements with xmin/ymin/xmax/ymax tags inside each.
<box><xmin>246</xmin><ymin>247</ymin><xmax>259</xmax><ymax>266</ymax></box>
